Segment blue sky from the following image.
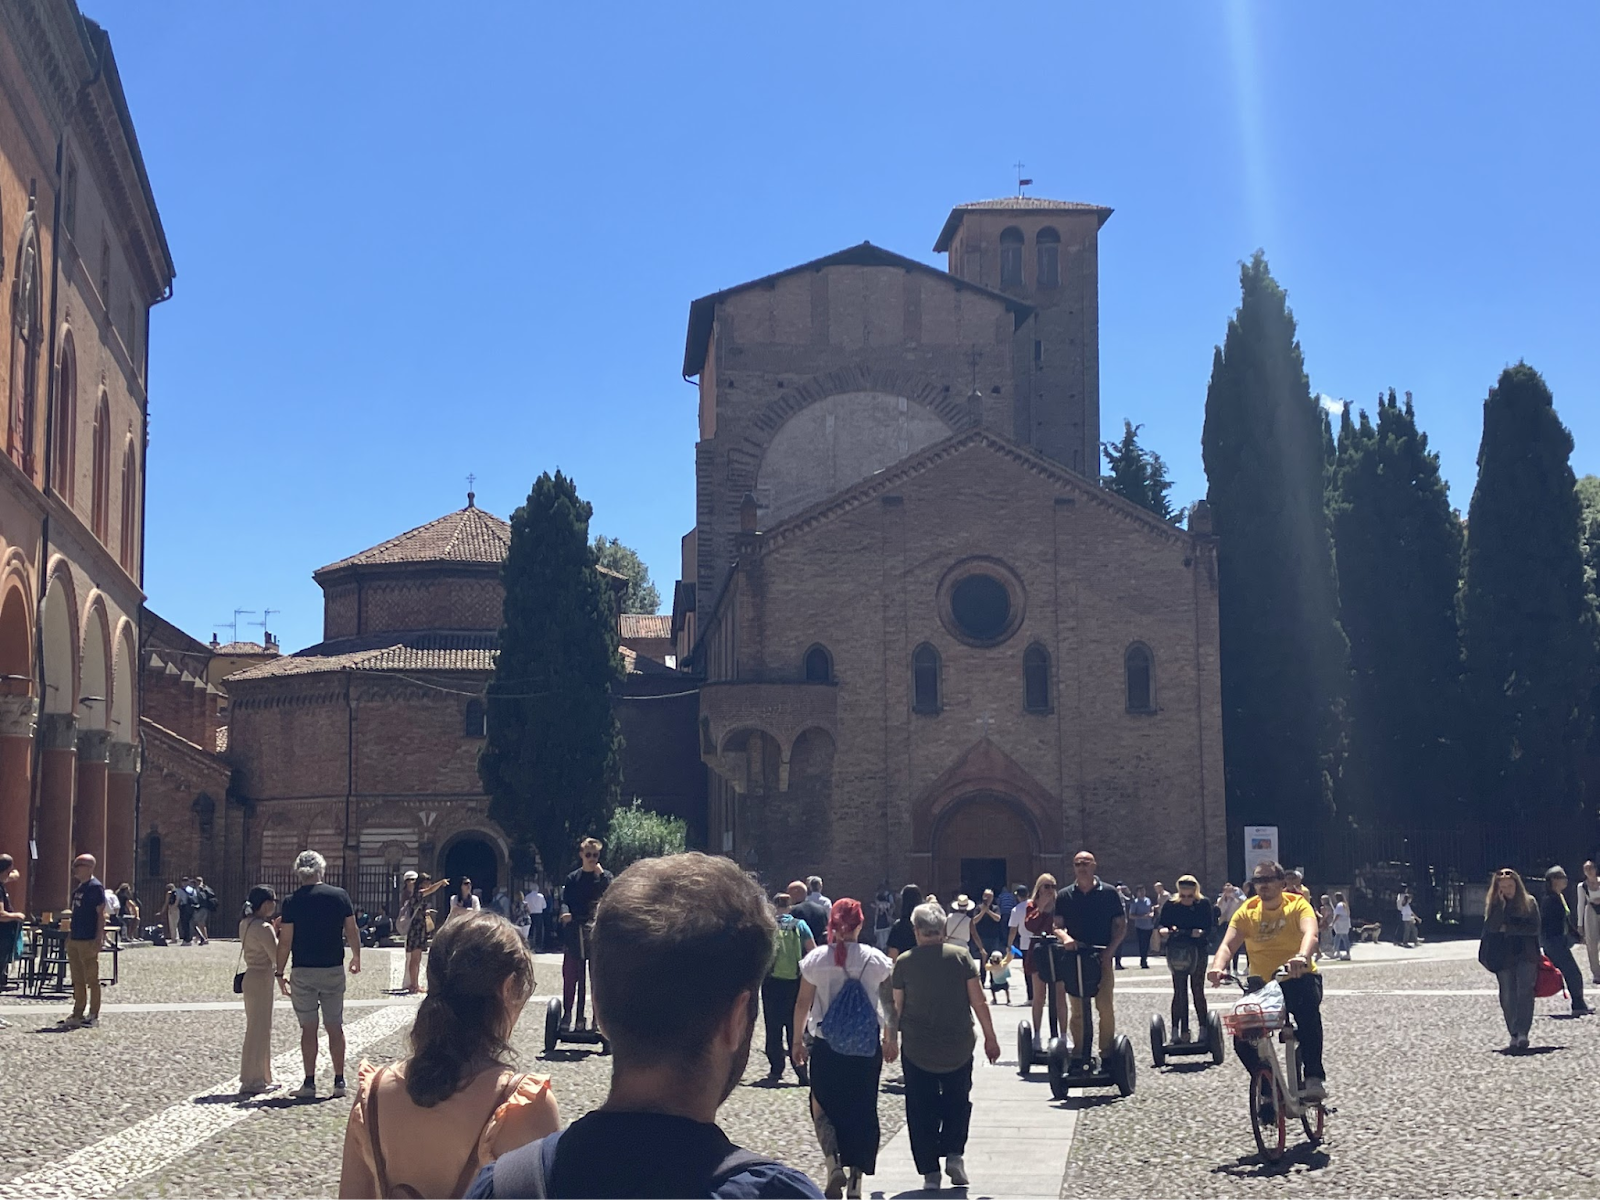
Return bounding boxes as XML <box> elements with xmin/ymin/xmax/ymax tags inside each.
<box><xmin>100</xmin><ymin>1</ymin><xmax>1600</xmax><ymax>653</ymax></box>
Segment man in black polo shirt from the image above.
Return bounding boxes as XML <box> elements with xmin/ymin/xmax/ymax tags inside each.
<box><xmin>64</xmin><ymin>854</ymin><xmax>108</xmax><ymax>1028</ymax></box>
<box><xmin>1055</xmin><ymin>850</ymin><xmax>1126</xmax><ymax>1058</ymax></box>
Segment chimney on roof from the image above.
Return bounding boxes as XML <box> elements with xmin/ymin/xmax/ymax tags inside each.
<box><xmin>210</xmin><ymin>633</ymin><xmax>219</xmax><ymax>648</ymax></box>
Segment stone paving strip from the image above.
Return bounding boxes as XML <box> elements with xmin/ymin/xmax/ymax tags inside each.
<box><xmin>2</xmin><ymin>1001</ymin><xmax>418</xmax><ymax>1200</ymax></box>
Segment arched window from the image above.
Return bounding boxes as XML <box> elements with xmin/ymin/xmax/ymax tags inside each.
<box><xmin>145</xmin><ymin>830</ymin><xmax>162</xmax><ymax>877</ymax></box>
<box><xmin>1125</xmin><ymin>643</ymin><xmax>1155</xmax><ymax>714</ymax></box>
<box><xmin>999</xmin><ymin>227</ymin><xmax>1024</xmax><ymax>288</ymax></box>
<box><xmin>1036</xmin><ymin>227</ymin><xmax>1060</xmax><ymax>289</ymax></box>
<box><xmin>912</xmin><ymin>643</ymin><xmax>941</xmax><ymax>714</ymax></box>
<box><xmin>52</xmin><ymin>331</ymin><xmax>76</xmax><ymax>500</ymax></box>
<box><xmin>90</xmin><ymin>393</ymin><xmax>110</xmax><ymax>542</ymax></box>
<box><xmin>1024</xmin><ymin>643</ymin><xmax>1051</xmax><ymax>713</ymax></box>
<box><xmin>193</xmin><ymin>793</ymin><xmax>215</xmax><ymax>839</ymax></box>
<box><xmin>803</xmin><ymin>644</ymin><xmax>832</xmax><ymax>683</ymax></box>
<box><xmin>464</xmin><ymin>698</ymin><xmax>486</xmax><ymax>738</ymax></box>
<box><xmin>11</xmin><ymin>209</ymin><xmax>42</xmax><ymax>475</ymax></box>
<box><xmin>118</xmin><ymin>442</ymin><xmax>137</xmax><ymax>573</ymax></box>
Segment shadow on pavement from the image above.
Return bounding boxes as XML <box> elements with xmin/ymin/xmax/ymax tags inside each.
<box><xmin>1500</xmin><ymin>1044</ymin><xmax>1563</xmax><ymax>1056</ymax></box>
<box><xmin>1212</xmin><ymin>1142</ymin><xmax>1331</xmax><ymax>1178</ymax></box>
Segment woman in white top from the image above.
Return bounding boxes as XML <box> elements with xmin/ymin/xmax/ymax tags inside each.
<box><xmin>1330</xmin><ymin>892</ymin><xmax>1352</xmax><ymax>960</ymax></box>
<box><xmin>449</xmin><ymin>877</ymin><xmax>481</xmax><ymax>923</ymax></box>
<box><xmin>1578</xmin><ymin>860</ymin><xmax>1600</xmax><ymax>985</ymax></box>
<box><xmin>944</xmin><ymin>895</ymin><xmax>976</xmax><ymax>957</ymax></box>
<box><xmin>792</xmin><ymin>898</ymin><xmax>893</xmax><ymax>1200</ymax></box>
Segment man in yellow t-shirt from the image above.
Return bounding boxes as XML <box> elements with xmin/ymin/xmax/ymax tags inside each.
<box><xmin>1207</xmin><ymin>860</ymin><xmax>1327</xmax><ymax>1103</ymax></box>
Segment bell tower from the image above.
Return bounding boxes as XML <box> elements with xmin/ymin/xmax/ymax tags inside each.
<box><xmin>935</xmin><ymin>198</ymin><xmax>1112</xmax><ymax>476</ymax></box>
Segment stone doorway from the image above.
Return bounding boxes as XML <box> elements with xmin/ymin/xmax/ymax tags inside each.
<box><xmin>441</xmin><ymin>834</ymin><xmax>498</xmax><ymax>900</ymax></box>
<box><xmin>932</xmin><ymin>793</ymin><xmax>1037</xmax><ymax>901</ymax></box>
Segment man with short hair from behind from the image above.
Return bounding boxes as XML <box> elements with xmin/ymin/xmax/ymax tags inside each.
<box><xmin>275</xmin><ymin>850</ymin><xmax>361</xmax><ymax>1098</ymax></box>
<box><xmin>472</xmin><ymin>853</ymin><xmax>821</xmax><ymax>1198</ymax></box>
<box><xmin>795</xmin><ymin>877</ymin><xmax>831</xmax><ymax>946</ymax></box>
<box><xmin>764</xmin><ymin>891</ymin><xmax>817</xmax><ymax>1083</ymax></box>
<box><xmin>0</xmin><ymin>853</ymin><xmax>25</xmax><ymax>1013</ymax></box>
<box><xmin>63</xmin><ymin>854</ymin><xmax>108</xmax><ymax>1028</ymax></box>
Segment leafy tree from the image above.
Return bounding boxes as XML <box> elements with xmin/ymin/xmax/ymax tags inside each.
<box><xmin>1329</xmin><ymin>391</ymin><xmax>1466</xmax><ymax>826</ymax></box>
<box><xmin>1460</xmin><ymin>364</ymin><xmax>1596</xmax><ymax>826</ymax></box>
<box><xmin>604</xmin><ymin>799</ymin><xmax>687</xmax><ymax>875</ymax></box>
<box><xmin>592</xmin><ymin>535</ymin><xmax>661</xmax><ymax>615</ymax></box>
<box><xmin>1201</xmin><ymin>253</ymin><xmax>1349</xmax><ymax>865</ymax></box>
<box><xmin>1579</xmin><ymin>475</ymin><xmax>1600</xmax><ymax>604</ymax></box>
<box><xmin>480</xmin><ymin>472</ymin><xmax>624</xmax><ymax>879</ymax></box>
<box><xmin>1101</xmin><ymin>420</ymin><xmax>1183</xmax><ymax>523</ymax></box>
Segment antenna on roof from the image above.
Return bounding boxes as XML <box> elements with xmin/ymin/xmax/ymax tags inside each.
<box><xmin>214</xmin><ymin>608</ymin><xmax>255</xmax><ymax>642</ymax></box>
<box><xmin>466</xmin><ymin>473</ymin><xmax>477</xmax><ymax>508</ymax></box>
<box><xmin>1014</xmin><ymin>160</ymin><xmax>1033</xmax><ymax>196</ymax></box>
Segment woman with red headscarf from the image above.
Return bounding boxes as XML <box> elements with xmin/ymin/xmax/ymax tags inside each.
<box><xmin>792</xmin><ymin>898</ymin><xmax>894</xmax><ymax>1199</ymax></box>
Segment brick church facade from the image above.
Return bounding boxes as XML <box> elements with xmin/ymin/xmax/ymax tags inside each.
<box><xmin>674</xmin><ymin>198</ymin><xmax>1226</xmax><ymax>900</ymax></box>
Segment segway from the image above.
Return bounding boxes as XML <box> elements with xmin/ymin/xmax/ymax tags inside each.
<box><xmin>543</xmin><ymin>920</ymin><xmax>609</xmax><ymax>1056</ymax></box>
<box><xmin>1016</xmin><ymin>936</ymin><xmax>1065</xmax><ymax>1079</ymax></box>
<box><xmin>1149</xmin><ymin>936</ymin><xmax>1226</xmax><ymax>1068</ymax></box>
<box><xmin>1049</xmin><ymin>943</ymin><xmax>1135</xmax><ymax>1099</ymax></box>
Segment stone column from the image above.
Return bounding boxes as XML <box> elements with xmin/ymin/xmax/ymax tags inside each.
<box><xmin>34</xmin><ymin>713</ymin><xmax>77</xmax><ymax>914</ymax></box>
<box><xmin>73</xmin><ymin>728</ymin><xmax>111</xmax><ymax>878</ymax></box>
<box><xmin>0</xmin><ymin>696</ymin><xmax>38</xmax><ymax>908</ymax></box>
<box><xmin>106</xmin><ymin>740</ymin><xmax>138</xmax><ymax>892</ymax></box>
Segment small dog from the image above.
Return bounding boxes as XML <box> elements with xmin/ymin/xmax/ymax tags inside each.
<box><xmin>1356</xmin><ymin>922</ymin><xmax>1384</xmax><ymax>944</ymax></box>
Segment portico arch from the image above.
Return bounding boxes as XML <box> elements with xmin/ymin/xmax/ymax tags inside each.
<box><xmin>930</xmin><ymin>792</ymin><xmax>1042</xmax><ymax>902</ymax></box>
<box><xmin>0</xmin><ymin>582</ymin><xmax>35</xmax><ymax>906</ymax></box>
<box><xmin>35</xmin><ymin>565</ymin><xmax>80</xmax><ymax>907</ymax></box>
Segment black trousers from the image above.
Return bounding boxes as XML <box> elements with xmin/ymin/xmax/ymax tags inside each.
<box><xmin>761</xmin><ymin>974</ymin><xmax>801</xmax><ymax>1074</ymax></box>
<box><xmin>178</xmin><ymin>908</ymin><xmax>194</xmax><ymax>943</ymax></box>
<box><xmin>1233</xmin><ymin>974</ymin><xmax>1325</xmax><ymax>1082</ymax></box>
<box><xmin>1543</xmin><ymin>940</ymin><xmax>1588</xmax><ymax>1010</ymax></box>
<box><xmin>1135</xmin><ymin>927</ymin><xmax>1152</xmax><ymax>968</ymax></box>
<box><xmin>903</xmin><ymin>1057</ymin><xmax>973</xmax><ymax>1175</ymax></box>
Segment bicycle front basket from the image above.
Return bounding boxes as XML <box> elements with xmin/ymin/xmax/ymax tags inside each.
<box><xmin>1221</xmin><ymin>1000</ymin><xmax>1287</xmax><ymax>1037</ymax></box>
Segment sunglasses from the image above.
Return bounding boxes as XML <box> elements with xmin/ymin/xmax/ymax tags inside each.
<box><xmin>582</xmin><ymin>853</ymin><xmax>599</xmax><ymax>860</ymax></box>
<box><xmin>1253</xmin><ymin>876</ymin><xmax>1285</xmax><ymax>885</ymax></box>
<box><xmin>1496</xmin><ymin>870</ymin><xmax>1515</xmax><ymax>877</ymax></box>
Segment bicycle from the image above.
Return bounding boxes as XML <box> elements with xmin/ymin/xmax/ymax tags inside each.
<box><xmin>1219</xmin><ymin>969</ymin><xmax>1325</xmax><ymax>1163</ymax></box>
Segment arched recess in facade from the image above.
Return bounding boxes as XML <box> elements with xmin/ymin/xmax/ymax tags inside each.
<box><xmin>436</xmin><ymin>826</ymin><xmax>508</xmax><ymax>895</ymax></box>
<box><xmin>73</xmin><ymin>595</ymin><xmax>114</xmax><ymax>874</ymax></box>
<box><xmin>36</xmin><ymin>562</ymin><xmax>80</xmax><ymax>908</ymax></box>
<box><xmin>0</xmin><ymin>571</ymin><xmax>35</xmax><ymax>906</ymax></box>
<box><xmin>929</xmin><ymin>791</ymin><xmax>1045</xmax><ymax>901</ymax></box>
<box><xmin>106</xmin><ymin>620</ymin><xmax>138</xmax><ymax>887</ymax></box>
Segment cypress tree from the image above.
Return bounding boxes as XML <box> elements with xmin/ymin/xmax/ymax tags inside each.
<box><xmin>479</xmin><ymin>471</ymin><xmax>624</xmax><ymax>878</ymax></box>
<box><xmin>1201</xmin><ymin>253</ymin><xmax>1349</xmax><ymax>863</ymax></box>
<box><xmin>1460</xmin><ymin>364</ymin><xmax>1596</xmax><ymax>826</ymax></box>
<box><xmin>1329</xmin><ymin>391</ymin><xmax>1466</xmax><ymax>826</ymax></box>
<box><xmin>1101</xmin><ymin>419</ymin><xmax>1182</xmax><ymax>522</ymax></box>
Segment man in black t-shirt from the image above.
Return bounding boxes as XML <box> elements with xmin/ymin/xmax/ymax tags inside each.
<box><xmin>65</xmin><ymin>854</ymin><xmax>108</xmax><ymax>1027</ymax></box>
<box><xmin>467</xmin><ymin>853</ymin><xmax>820</xmax><ymax>1199</ymax></box>
<box><xmin>275</xmin><ymin>850</ymin><xmax>360</xmax><ymax>1098</ymax></box>
<box><xmin>559</xmin><ymin>837</ymin><xmax>612</xmax><ymax>1030</ymax></box>
<box><xmin>1055</xmin><ymin>850</ymin><xmax>1127</xmax><ymax>1058</ymax></box>
<box><xmin>794</xmin><ymin>878</ymin><xmax>831</xmax><ymax>945</ymax></box>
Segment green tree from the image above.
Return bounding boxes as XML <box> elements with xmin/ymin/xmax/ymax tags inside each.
<box><xmin>592</xmin><ymin>535</ymin><xmax>661</xmax><ymax>615</ymax></box>
<box><xmin>1329</xmin><ymin>391</ymin><xmax>1466</xmax><ymax>826</ymax></box>
<box><xmin>1460</xmin><ymin>364</ymin><xmax>1597</xmax><ymax>826</ymax></box>
<box><xmin>1201</xmin><ymin>253</ymin><xmax>1349</xmax><ymax>863</ymax></box>
<box><xmin>480</xmin><ymin>471</ymin><xmax>624</xmax><ymax>878</ymax></box>
<box><xmin>1579</xmin><ymin>475</ymin><xmax>1600</xmax><ymax>604</ymax></box>
<box><xmin>604</xmin><ymin>800</ymin><xmax>688</xmax><ymax>875</ymax></box>
<box><xmin>1101</xmin><ymin>420</ymin><xmax>1183</xmax><ymax>523</ymax></box>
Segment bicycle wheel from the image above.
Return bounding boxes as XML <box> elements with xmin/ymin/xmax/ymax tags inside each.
<box><xmin>1301</xmin><ymin>1103</ymin><xmax>1325</xmax><ymax>1146</ymax></box>
<box><xmin>1250</xmin><ymin>1067</ymin><xmax>1286</xmax><ymax>1162</ymax></box>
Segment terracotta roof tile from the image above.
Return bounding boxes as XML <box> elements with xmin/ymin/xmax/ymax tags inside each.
<box><xmin>619</xmin><ymin>614</ymin><xmax>672</xmax><ymax>639</ymax></box>
<box><xmin>211</xmin><ymin>641</ymin><xmax>278</xmax><ymax>656</ymax></box>
<box><xmin>315</xmin><ymin>504</ymin><xmax>511</xmax><ymax>576</ymax></box>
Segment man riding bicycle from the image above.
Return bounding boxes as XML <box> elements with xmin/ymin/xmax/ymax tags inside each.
<box><xmin>1206</xmin><ymin>859</ymin><xmax>1327</xmax><ymax>1103</ymax></box>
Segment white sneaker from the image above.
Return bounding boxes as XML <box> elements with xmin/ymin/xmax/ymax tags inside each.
<box><xmin>1301</xmin><ymin>1077</ymin><xmax>1327</xmax><ymax>1102</ymax></box>
<box><xmin>923</xmin><ymin>1172</ymin><xmax>942</xmax><ymax>1191</ymax></box>
<box><xmin>946</xmin><ymin>1155</ymin><xmax>969</xmax><ymax>1186</ymax></box>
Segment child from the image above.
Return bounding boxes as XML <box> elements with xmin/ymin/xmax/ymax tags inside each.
<box><xmin>986</xmin><ymin>950</ymin><xmax>1012</xmax><ymax>1004</ymax></box>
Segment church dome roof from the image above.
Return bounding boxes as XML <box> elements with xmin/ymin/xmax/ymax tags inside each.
<box><xmin>314</xmin><ymin>499</ymin><xmax>510</xmax><ymax>578</ymax></box>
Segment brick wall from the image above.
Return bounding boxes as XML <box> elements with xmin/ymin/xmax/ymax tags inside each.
<box><xmin>320</xmin><ymin>571</ymin><xmax>502</xmax><ymax>640</ymax></box>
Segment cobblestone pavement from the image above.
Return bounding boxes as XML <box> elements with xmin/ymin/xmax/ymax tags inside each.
<box><xmin>3</xmin><ymin>939</ymin><xmax>1596</xmax><ymax>1197</ymax></box>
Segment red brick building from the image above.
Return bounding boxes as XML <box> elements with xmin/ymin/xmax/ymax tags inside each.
<box><xmin>674</xmin><ymin>198</ymin><xmax>1227</xmax><ymax>900</ymax></box>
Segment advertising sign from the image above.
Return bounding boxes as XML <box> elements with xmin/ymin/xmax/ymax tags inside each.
<box><xmin>1243</xmin><ymin>825</ymin><xmax>1279</xmax><ymax>878</ymax></box>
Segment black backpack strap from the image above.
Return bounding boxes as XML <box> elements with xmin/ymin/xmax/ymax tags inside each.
<box><xmin>487</xmin><ymin>1129</ymin><xmax>561</xmax><ymax>1198</ymax></box>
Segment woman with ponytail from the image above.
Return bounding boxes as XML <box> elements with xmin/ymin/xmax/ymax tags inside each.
<box><xmin>792</xmin><ymin>898</ymin><xmax>893</xmax><ymax>1199</ymax></box>
<box><xmin>339</xmin><ymin>912</ymin><xmax>559</xmax><ymax>1198</ymax></box>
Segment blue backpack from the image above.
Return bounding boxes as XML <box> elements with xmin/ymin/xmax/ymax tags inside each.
<box><xmin>819</xmin><ymin>955</ymin><xmax>880</xmax><ymax>1057</ymax></box>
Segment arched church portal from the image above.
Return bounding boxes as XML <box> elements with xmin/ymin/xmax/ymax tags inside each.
<box><xmin>440</xmin><ymin>833</ymin><xmax>499</xmax><ymax>898</ymax></box>
<box><xmin>931</xmin><ymin>793</ymin><xmax>1039</xmax><ymax>902</ymax></box>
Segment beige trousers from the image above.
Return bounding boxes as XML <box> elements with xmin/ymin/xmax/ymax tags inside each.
<box><xmin>1067</xmin><ymin>960</ymin><xmax>1117</xmax><ymax>1056</ymax></box>
<box><xmin>67</xmin><ymin>938</ymin><xmax>101</xmax><ymax>1019</ymax></box>
<box><xmin>240</xmin><ymin>968</ymin><xmax>276</xmax><ymax>1089</ymax></box>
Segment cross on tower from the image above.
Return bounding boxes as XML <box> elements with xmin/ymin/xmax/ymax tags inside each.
<box><xmin>1014</xmin><ymin>161</ymin><xmax>1033</xmax><ymax>195</ymax></box>
<box><xmin>466</xmin><ymin>473</ymin><xmax>476</xmax><ymax>508</ymax></box>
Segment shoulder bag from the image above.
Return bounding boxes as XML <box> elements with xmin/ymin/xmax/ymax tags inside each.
<box><xmin>232</xmin><ymin>926</ymin><xmax>249</xmax><ymax>994</ymax></box>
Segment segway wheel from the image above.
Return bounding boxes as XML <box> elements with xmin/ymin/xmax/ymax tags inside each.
<box><xmin>1207</xmin><ymin>1010</ymin><xmax>1225</xmax><ymax>1065</ymax></box>
<box><xmin>1016</xmin><ymin>1020</ymin><xmax>1035</xmax><ymax>1079</ymax></box>
<box><xmin>1046</xmin><ymin>1038</ymin><xmax>1069</xmax><ymax>1101</ymax></box>
<box><xmin>1301</xmin><ymin>1103</ymin><xmax>1325</xmax><ymax>1146</ymax></box>
<box><xmin>1250</xmin><ymin>1067</ymin><xmax>1286</xmax><ymax>1162</ymax></box>
<box><xmin>1112</xmin><ymin>1034</ymin><xmax>1136</xmax><ymax>1097</ymax></box>
<box><xmin>1149</xmin><ymin>1014</ymin><xmax>1167</xmax><ymax>1068</ymax></box>
<box><xmin>543</xmin><ymin>996</ymin><xmax>563</xmax><ymax>1054</ymax></box>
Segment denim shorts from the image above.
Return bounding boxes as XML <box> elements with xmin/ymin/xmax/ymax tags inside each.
<box><xmin>289</xmin><ymin>964</ymin><xmax>347</xmax><ymax>1028</ymax></box>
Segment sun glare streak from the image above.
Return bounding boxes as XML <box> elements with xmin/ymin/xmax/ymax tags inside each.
<box><xmin>1225</xmin><ymin>0</ymin><xmax>1274</xmax><ymax>249</ymax></box>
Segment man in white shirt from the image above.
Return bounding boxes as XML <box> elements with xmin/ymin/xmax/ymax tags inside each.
<box><xmin>524</xmin><ymin>886</ymin><xmax>548</xmax><ymax>950</ymax></box>
<box><xmin>1007</xmin><ymin>893</ymin><xmax>1033</xmax><ymax>1003</ymax></box>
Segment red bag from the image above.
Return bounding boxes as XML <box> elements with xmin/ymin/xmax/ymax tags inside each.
<box><xmin>1535</xmin><ymin>956</ymin><xmax>1567</xmax><ymax>999</ymax></box>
